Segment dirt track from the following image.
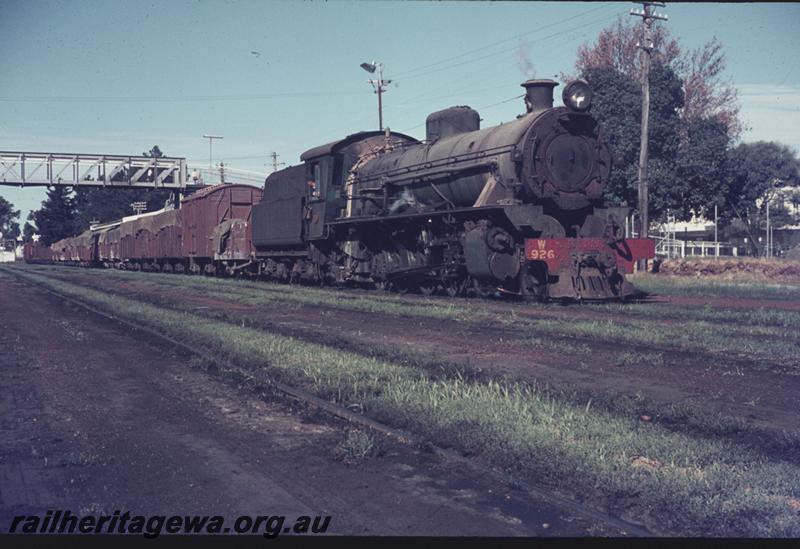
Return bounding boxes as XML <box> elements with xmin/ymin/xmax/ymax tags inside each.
<box><xmin>0</xmin><ymin>271</ymin><xmax>623</xmax><ymax>536</ymax></box>
<box><xmin>30</xmin><ymin>267</ymin><xmax>800</xmax><ymax>439</ymax></box>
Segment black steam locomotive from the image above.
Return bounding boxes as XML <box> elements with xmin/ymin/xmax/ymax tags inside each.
<box><xmin>250</xmin><ymin>79</ymin><xmax>654</xmax><ymax>300</ymax></box>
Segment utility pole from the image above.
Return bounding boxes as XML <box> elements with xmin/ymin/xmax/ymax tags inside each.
<box><xmin>269</xmin><ymin>152</ymin><xmax>285</xmax><ymax>173</ymax></box>
<box><xmin>766</xmin><ymin>199</ymin><xmax>771</xmax><ymax>258</ymax></box>
<box><xmin>630</xmin><ymin>2</ymin><xmax>668</xmax><ymax>270</ymax></box>
<box><xmin>714</xmin><ymin>203</ymin><xmax>719</xmax><ymax>258</ymax></box>
<box><xmin>202</xmin><ymin>134</ymin><xmax>223</xmax><ymax>170</ymax></box>
<box><xmin>360</xmin><ymin>61</ymin><xmax>392</xmax><ymax>131</ymax></box>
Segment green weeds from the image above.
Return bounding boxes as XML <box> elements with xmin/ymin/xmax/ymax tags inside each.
<box><xmin>7</xmin><ymin>266</ymin><xmax>800</xmax><ymax>537</ymax></box>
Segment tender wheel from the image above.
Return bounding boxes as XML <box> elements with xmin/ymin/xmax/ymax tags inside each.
<box><xmin>445</xmin><ymin>279</ymin><xmax>464</xmax><ymax>298</ymax></box>
<box><xmin>419</xmin><ymin>283</ymin><xmax>438</xmax><ymax>296</ymax></box>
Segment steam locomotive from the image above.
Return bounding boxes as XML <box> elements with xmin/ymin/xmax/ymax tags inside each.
<box><xmin>250</xmin><ymin>78</ymin><xmax>653</xmax><ymax>299</ymax></box>
<box><xmin>27</xmin><ymin>78</ymin><xmax>654</xmax><ymax>300</ymax></box>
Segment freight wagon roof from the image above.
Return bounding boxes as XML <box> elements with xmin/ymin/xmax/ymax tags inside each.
<box><xmin>181</xmin><ymin>183</ymin><xmax>262</xmax><ymax>203</ymax></box>
<box><xmin>90</xmin><ymin>220</ymin><xmax>122</xmax><ymax>232</ymax></box>
<box><xmin>121</xmin><ymin>207</ymin><xmax>173</xmax><ymax>223</ymax></box>
<box><xmin>300</xmin><ymin>130</ymin><xmax>419</xmax><ymax>161</ymax></box>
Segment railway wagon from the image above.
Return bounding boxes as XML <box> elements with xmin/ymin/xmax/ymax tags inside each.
<box><xmin>31</xmin><ymin>183</ymin><xmax>263</xmax><ymax>274</ymax></box>
<box><xmin>23</xmin><ymin>242</ymin><xmax>55</xmax><ymax>263</ymax></box>
<box><xmin>180</xmin><ymin>184</ymin><xmax>263</xmax><ymax>274</ymax></box>
<box><xmin>109</xmin><ymin>183</ymin><xmax>261</xmax><ymax>274</ymax></box>
<box><xmin>51</xmin><ymin>230</ymin><xmax>95</xmax><ymax>265</ymax></box>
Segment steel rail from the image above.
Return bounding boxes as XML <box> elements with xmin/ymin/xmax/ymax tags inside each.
<box><xmin>5</xmin><ymin>266</ymin><xmax>653</xmax><ymax>537</ymax></box>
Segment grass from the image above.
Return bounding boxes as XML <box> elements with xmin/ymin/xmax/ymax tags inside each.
<box><xmin>18</xmin><ymin>264</ymin><xmax>800</xmax><ymax>454</ymax></box>
<box><xmin>6</xmin><ymin>265</ymin><xmax>800</xmax><ymax>537</ymax></box>
<box><xmin>631</xmin><ymin>273</ymin><xmax>800</xmax><ymax>301</ymax></box>
<box><xmin>334</xmin><ymin>429</ymin><xmax>381</xmax><ymax>465</ymax></box>
<box><xmin>518</xmin><ymin>316</ymin><xmax>799</xmax><ymax>369</ymax></box>
<box><xmin>612</xmin><ymin>351</ymin><xmax>664</xmax><ymax>367</ymax></box>
<box><xmin>22</xmin><ymin>264</ymin><xmax>800</xmax><ymax>370</ymax></box>
<box><xmin>588</xmin><ymin>301</ymin><xmax>800</xmax><ymax>330</ymax></box>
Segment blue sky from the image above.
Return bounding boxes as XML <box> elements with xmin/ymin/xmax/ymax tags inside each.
<box><xmin>1</xmin><ymin>0</ymin><xmax>799</xmax><ymax>225</ymax></box>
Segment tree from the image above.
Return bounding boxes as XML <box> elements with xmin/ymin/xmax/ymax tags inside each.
<box><xmin>22</xmin><ymin>220</ymin><xmax>37</xmax><ymax>242</ymax></box>
<box><xmin>573</xmin><ymin>18</ymin><xmax>737</xmax><ymax>222</ymax></box>
<box><xmin>72</xmin><ymin>145</ymin><xmax>172</xmax><ymax>230</ymax></box>
<box><xmin>584</xmin><ymin>66</ymin><xmax>644</xmax><ymax>208</ymax></box>
<box><xmin>145</xmin><ymin>145</ymin><xmax>164</xmax><ymax>159</ymax></box>
<box><xmin>30</xmin><ymin>186</ymin><xmax>77</xmax><ymax>245</ymax></box>
<box><xmin>0</xmin><ymin>196</ymin><xmax>21</xmax><ymax>240</ymax></box>
<box><xmin>669</xmin><ymin>117</ymin><xmax>731</xmax><ymax>219</ymax></box>
<box><xmin>584</xmin><ymin>63</ymin><xmax>692</xmax><ymax>220</ymax></box>
<box><xmin>572</xmin><ymin>17</ymin><xmax>742</xmax><ymax>138</ymax></box>
<box><xmin>720</xmin><ymin>142</ymin><xmax>800</xmax><ymax>254</ymax></box>
<box><xmin>725</xmin><ymin>142</ymin><xmax>800</xmax><ymax>217</ymax></box>
<box><xmin>573</xmin><ymin>17</ymin><xmax>681</xmax><ymax>83</ymax></box>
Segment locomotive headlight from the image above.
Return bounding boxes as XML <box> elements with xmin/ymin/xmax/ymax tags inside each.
<box><xmin>562</xmin><ymin>80</ymin><xmax>593</xmax><ymax>112</ymax></box>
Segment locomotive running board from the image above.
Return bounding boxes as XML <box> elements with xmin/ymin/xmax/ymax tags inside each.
<box><xmin>327</xmin><ymin>205</ymin><xmax>501</xmax><ymax>226</ymax></box>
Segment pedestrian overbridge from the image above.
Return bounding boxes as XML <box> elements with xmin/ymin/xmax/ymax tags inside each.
<box><xmin>0</xmin><ymin>151</ymin><xmax>192</xmax><ymax>189</ymax></box>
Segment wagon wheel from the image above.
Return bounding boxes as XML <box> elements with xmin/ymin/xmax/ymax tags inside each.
<box><xmin>470</xmin><ymin>278</ymin><xmax>494</xmax><ymax>299</ymax></box>
<box><xmin>394</xmin><ymin>280</ymin><xmax>410</xmax><ymax>295</ymax></box>
<box><xmin>418</xmin><ymin>281</ymin><xmax>438</xmax><ymax>296</ymax></box>
<box><xmin>445</xmin><ymin>278</ymin><xmax>466</xmax><ymax>298</ymax></box>
<box><xmin>375</xmin><ymin>280</ymin><xmax>389</xmax><ymax>292</ymax></box>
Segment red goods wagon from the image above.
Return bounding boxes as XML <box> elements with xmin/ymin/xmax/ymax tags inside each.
<box><xmin>23</xmin><ymin>242</ymin><xmax>54</xmax><ymax>263</ymax></box>
<box><xmin>212</xmin><ymin>218</ymin><xmax>254</xmax><ymax>262</ymax></box>
<box><xmin>118</xmin><ymin>217</ymin><xmax>137</xmax><ymax>262</ymax></box>
<box><xmin>153</xmin><ymin>209</ymin><xmax>182</xmax><ymax>260</ymax></box>
<box><xmin>54</xmin><ymin>230</ymin><xmax>94</xmax><ymax>264</ymax></box>
<box><xmin>95</xmin><ymin>222</ymin><xmax>122</xmax><ymax>265</ymax></box>
<box><xmin>133</xmin><ymin>227</ymin><xmax>154</xmax><ymax>259</ymax></box>
<box><xmin>117</xmin><ymin>208</ymin><xmax>182</xmax><ymax>268</ymax></box>
<box><xmin>180</xmin><ymin>184</ymin><xmax>263</xmax><ymax>263</ymax></box>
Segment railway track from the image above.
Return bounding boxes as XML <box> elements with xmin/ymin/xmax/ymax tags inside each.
<box><xmin>6</xmin><ymin>266</ymin><xmax>651</xmax><ymax>537</ymax></box>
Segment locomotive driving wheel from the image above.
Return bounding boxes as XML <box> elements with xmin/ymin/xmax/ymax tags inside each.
<box><xmin>444</xmin><ymin>282</ymin><xmax>461</xmax><ymax>298</ymax></box>
<box><xmin>418</xmin><ymin>282</ymin><xmax>438</xmax><ymax>296</ymax></box>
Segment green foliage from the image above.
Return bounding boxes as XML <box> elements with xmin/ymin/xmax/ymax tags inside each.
<box><xmin>72</xmin><ymin>188</ymin><xmax>172</xmax><ymax>230</ymax></box>
<box><xmin>22</xmin><ymin>220</ymin><xmax>37</xmax><ymax>242</ymax></box>
<box><xmin>29</xmin><ymin>186</ymin><xmax>77</xmax><ymax>245</ymax></box>
<box><xmin>725</xmin><ymin>141</ymin><xmax>800</xmax><ymax>214</ymax></box>
<box><xmin>0</xmin><ymin>196</ymin><xmax>21</xmax><ymax>240</ymax></box>
<box><xmin>575</xmin><ymin>19</ymin><xmax>744</xmax><ymax>222</ymax></box>
<box><xmin>334</xmin><ymin>430</ymin><xmax>379</xmax><ymax>464</ymax></box>
<box><xmin>719</xmin><ymin>142</ymin><xmax>800</xmax><ymax>250</ymax></box>
<box><xmin>584</xmin><ymin>61</ymin><xmax>736</xmax><ymax>221</ymax></box>
<box><xmin>583</xmin><ymin>67</ymin><xmax>641</xmax><ymax>207</ymax></box>
<box><xmin>10</xmin><ymin>265</ymin><xmax>800</xmax><ymax>537</ymax></box>
<box><xmin>670</xmin><ymin>118</ymin><xmax>730</xmax><ymax>219</ymax></box>
<box><xmin>585</xmin><ymin>64</ymin><xmax>695</xmax><ymax>219</ymax></box>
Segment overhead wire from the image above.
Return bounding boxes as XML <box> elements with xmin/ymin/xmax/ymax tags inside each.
<box><xmin>398</xmin><ymin>93</ymin><xmax>525</xmax><ymax>134</ymax></box>
<box><xmin>390</xmin><ymin>9</ymin><xmax>621</xmax><ymax>110</ymax></box>
<box><xmin>0</xmin><ymin>7</ymin><xmax>619</xmax><ymax>105</ymax></box>
<box><xmin>400</xmin><ymin>13</ymin><xmax>621</xmax><ymax>83</ymax></box>
<box><xmin>391</xmin><ymin>3</ymin><xmax>611</xmax><ymax>79</ymax></box>
<box><xmin>0</xmin><ymin>90</ymin><xmax>368</xmax><ymax>103</ymax></box>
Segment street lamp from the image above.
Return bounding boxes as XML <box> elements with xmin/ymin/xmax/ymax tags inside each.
<box><xmin>360</xmin><ymin>61</ymin><xmax>391</xmax><ymax>131</ymax></box>
<box><xmin>202</xmin><ymin>134</ymin><xmax>224</xmax><ymax>170</ymax></box>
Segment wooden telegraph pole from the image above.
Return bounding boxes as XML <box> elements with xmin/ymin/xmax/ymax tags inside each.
<box><xmin>630</xmin><ymin>2</ymin><xmax>668</xmax><ymax>270</ymax></box>
<box><xmin>270</xmin><ymin>152</ymin><xmax>285</xmax><ymax>173</ymax></box>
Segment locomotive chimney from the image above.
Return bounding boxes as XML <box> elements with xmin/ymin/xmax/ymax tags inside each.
<box><xmin>520</xmin><ymin>79</ymin><xmax>558</xmax><ymax>113</ymax></box>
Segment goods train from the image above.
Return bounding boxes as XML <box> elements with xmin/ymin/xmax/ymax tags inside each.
<box><xmin>25</xmin><ymin>78</ymin><xmax>654</xmax><ymax>300</ymax></box>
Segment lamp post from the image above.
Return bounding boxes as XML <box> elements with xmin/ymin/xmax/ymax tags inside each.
<box><xmin>360</xmin><ymin>61</ymin><xmax>391</xmax><ymax>131</ymax></box>
<box><xmin>202</xmin><ymin>134</ymin><xmax>223</xmax><ymax>170</ymax></box>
